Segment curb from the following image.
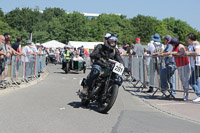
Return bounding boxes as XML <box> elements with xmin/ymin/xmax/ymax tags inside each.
<box><xmin>0</xmin><ymin>70</ymin><xmax>49</xmax><ymax>96</ymax></box>
<box><xmin>122</xmin><ymin>83</ymin><xmax>200</xmax><ymax>125</ymax></box>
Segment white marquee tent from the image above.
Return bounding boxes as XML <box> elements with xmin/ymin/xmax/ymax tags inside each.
<box><xmin>68</xmin><ymin>41</ymin><xmax>103</xmax><ymax>50</ymax></box>
<box><xmin>41</xmin><ymin>40</ymin><xmax>67</xmax><ymax>49</ymax></box>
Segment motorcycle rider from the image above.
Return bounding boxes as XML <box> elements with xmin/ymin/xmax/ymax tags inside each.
<box><xmin>80</xmin><ymin>33</ymin><xmax>129</xmax><ymax>95</ymax></box>
<box><xmin>61</xmin><ymin>46</ymin><xmax>72</xmax><ymax>69</ymax></box>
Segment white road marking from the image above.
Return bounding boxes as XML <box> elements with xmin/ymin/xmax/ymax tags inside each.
<box><xmin>59</xmin><ymin>107</ymin><xmax>66</xmax><ymax>110</ymax></box>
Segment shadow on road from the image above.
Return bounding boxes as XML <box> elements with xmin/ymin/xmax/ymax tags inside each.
<box><xmin>54</xmin><ymin>71</ymin><xmax>80</xmax><ymax>74</ymax></box>
<box><xmin>123</xmin><ymin>86</ymin><xmax>185</xmax><ymax>102</ymax></box>
<box><xmin>67</xmin><ymin>101</ymin><xmax>107</xmax><ymax>114</ymax></box>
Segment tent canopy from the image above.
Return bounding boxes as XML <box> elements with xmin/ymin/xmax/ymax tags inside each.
<box><xmin>68</xmin><ymin>41</ymin><xmax>103</xmax><ymax>49</ymax></box>
<box><xmin>41</xmin><ymin>40</ymin><xmax>67</xmax><ymax>48</ymax></box>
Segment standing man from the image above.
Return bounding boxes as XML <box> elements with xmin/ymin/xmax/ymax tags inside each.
<box><xmin>159</xmin><ymin>35</ymin><xmax>176</xmax><ymax>97</ymax></box>
<box><xmin>133</xmin><ymin>38</ymin><xmax>145</xmax><ymax>56</ymax></box>
<box><xmin>146</xmin><ymin>33</ymin><xmax>164</xmax><ymax>93</ymax></box>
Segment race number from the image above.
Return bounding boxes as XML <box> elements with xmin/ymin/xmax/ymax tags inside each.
<box><xmin>113</xmin><ymin>62</ymin><xmax>124</xmax><ymax>75</ymax></box>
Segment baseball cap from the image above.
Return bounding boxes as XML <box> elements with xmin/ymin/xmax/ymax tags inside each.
<box><xmin>163</xmin><ymin>35</ymin><xmax>172</xmax><ymax>41</ymax></box>
<box><xmin>170</xmin><ymin>38</ymin><xmax>179</xmax><ymax>44</ymax></box>
<box><xmin>136</xmin><ymin>38</ymin><xmax>140</xmax><ymax>41</ymax></box>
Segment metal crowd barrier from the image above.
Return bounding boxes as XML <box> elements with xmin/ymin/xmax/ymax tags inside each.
<box><xmin>122</xmin><ymin>55</ymin><xmax>200</xmax><ymax>97</ymax></box>
<box><xmin>3</xmin><ymin>54</ymin><xmax>47</xmax><ymax>88</ymax></box>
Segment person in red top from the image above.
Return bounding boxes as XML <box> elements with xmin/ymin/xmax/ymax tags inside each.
<box><xmin>170</xmin><ymin>38</ymin><xmax>190</xmax><ymax>100</ymax></box>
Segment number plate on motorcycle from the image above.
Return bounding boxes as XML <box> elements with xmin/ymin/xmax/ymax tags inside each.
<box><xmin>113</xmin><ymin>62</ymin><xmax>124</xmax><ymax>75</ymax></box>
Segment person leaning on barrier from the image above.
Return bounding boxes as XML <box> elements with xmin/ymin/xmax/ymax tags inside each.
<box><xmin>1</xmin><ymin>34</ymin><xmax>19</xmax><ymax>86</ymax></box>
<box><xmin>80</xmin><ymin>33</ymin><xmax>130</xmax><ymax>95</ymax></box>
<box><xmin>170</xmin><ymin>38</ymin><xmax>190</xmax><ymax>100</ymax></box>
<box><xmin>0</xmin><ymin>35</ymin><xmax>7</xmax><ymax>89</ymax></box>
<box><xmin>11</xmin><ymin>36</ymin><xmax>25</xmax><ymax>56</ymax></box>
<box><xmin>185</xmin><ymin>33</ymin><xmax>200</xmax><ymax>102</ymax></box>
<box><xmin>158</xmin><ymin>35</ymin><xmax>176</xmax><ymax>98</ymax></box>
<box><xmin>146</xmin><ymin>33</ymin><xmax>164</xmax><ymax>93</ymax></box>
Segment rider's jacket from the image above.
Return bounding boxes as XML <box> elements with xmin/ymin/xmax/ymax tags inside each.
<box><xmin>62</xmin><ymin>50</ymin><xmax>71</xmax><ymax>60</ymax></box>
<box><xmin>90</xmin><ymin>44</ymin><xmax>124</xmax><ymax>67</ymax></box>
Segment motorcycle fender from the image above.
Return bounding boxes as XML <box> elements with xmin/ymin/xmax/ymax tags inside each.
<box><xmin>114</xmin><ymin>75</ymin><xmax>123</xmax><ymax>86</ymax></box>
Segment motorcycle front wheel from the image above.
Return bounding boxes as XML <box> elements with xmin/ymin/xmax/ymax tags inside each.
<box><xmin>64</xmin><ymin>63</ymin><xmax>69</xmax><ymax>74</ymax></box>
<box><xmin>98</xmin><ymin>84</ymin><xmax>119</xmax><ymax>114</ymax></box>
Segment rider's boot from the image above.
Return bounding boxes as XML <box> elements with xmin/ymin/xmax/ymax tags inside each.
<box><xmin>80</xmin><ymin>86</ymin><xmax>89</xmax><ymax>95</ymax></box>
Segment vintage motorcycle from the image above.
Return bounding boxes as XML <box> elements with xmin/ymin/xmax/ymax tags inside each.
<box><xmin>78</xmin><ymin>59</ymin><xmax>124</xmax><ymax>113</ymax></box>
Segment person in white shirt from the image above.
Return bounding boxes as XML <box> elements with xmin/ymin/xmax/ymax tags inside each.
<box><xmin>185</xmin><ymin>33</ymin><xmax>200</xmax><ymax>102</ymax></box>
<box><xmin>146</xmin><ymin>33</ymin><xmax>164</xmax><ymax>93</ymax></box>
<box><xmin>22</xmin><ymin>40</ymin><xmax>36</xmax><ymax>78</ymax></box>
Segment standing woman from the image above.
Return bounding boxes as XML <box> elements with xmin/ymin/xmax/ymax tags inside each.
<box><xmin>170</xmin><ymin>38</ymin><xmax>190</xmax><ymax>100</ymax></box>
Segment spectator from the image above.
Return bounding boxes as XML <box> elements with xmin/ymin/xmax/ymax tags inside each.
<box><xmin>118</xmin><ymin>45</ymin><xmax>127</xmax><ymax>55</ymax></box>
<box><xmin>0</xmin><ymin>35</ymin><xmax>7</xmax><ymax>88</ymax></box>
<box><xmin>49</xmin><ymin>48</ymin><xmax>54</xmax><ymax>55</ymax></box>
<box><xmin>31</xmin><ymin>43</ymin><xmax>40</xmax><ymax>54</ymax></box>
<box><xmin>159</xmin><ymin>35</ymin><xmax>176</xmax><ymax>97</ymax></box>
<box><xmin>185</xmin><ymin>33</ymin><xmax>200</xmax><ymax>102</ymax></box>
<box><xmin>133</xmin><ymin>38</ymin><xmax>145</xmax><ymax>56</ymax></box>
<box><xmin>122</xmin><ymin>41</ymin><xmax>130</xmax><ymax>55</ymax></box>
<box><xmin>1</xmin><ymin>34</ymin><xmax>14</xmax><ymax>84</ymax></box>
<box><xmin>11</xmin><ymin>36</ymin><xmax>25</xmax><ymax>84</ymax></box>
<box><xmin>130</xmin><ymin>42</ymin><xmax>135</xmax><ymax>55</ymax></box>
<box><xmin>22</xmin><ymin>40</ymin><xmax>36</xmax><ymax>78</ymax></box>
<box><xmin>170</xmin><ymin>38</ymin><xmax>190</xmax><ymax>100</ymax></box>
<box><xmin>11</xmin><ymin>36</ymin><xmax>24</xmax><ymax>56</ymax></box>
<box><xmin>146</xmin><ymin>33</ymin><xmax>164</xmax><ymax>93</ymax></box>
<box><xmin>55</xmin><ymin>47</ymin><xmax>60</xmax><ymax>63</ymax></box>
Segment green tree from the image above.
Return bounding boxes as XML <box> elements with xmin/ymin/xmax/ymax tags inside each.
<box><xmin>163</xmin><ymin>17</ymin><xmax>200</xmax><ymax>44</ymax></box>
<box><xmin>64</xmin><ymin>12</ymin><xmax>91</xmax><ymax>42</ymax></box>
<box><xmin>0</xmin><ymin>8</ymin><xmax>4</xmax><ymax>18</ymax></box>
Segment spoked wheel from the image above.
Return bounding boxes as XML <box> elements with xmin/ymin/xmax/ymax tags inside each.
<box><xmin>98</xmin><ymin>84</ymin><xmax>119</xmax><ymax>114</ymax></box>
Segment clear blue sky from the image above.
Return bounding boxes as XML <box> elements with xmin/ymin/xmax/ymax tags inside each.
<box><xmin>1</xmin><ymin>0</ymin><xmax>200</xmax><ymax>31</ymax></box>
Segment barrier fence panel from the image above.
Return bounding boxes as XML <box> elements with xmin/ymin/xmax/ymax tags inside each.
<box><xmin>1</xmin><ymin>54</ymin><xmax>47</xmax><ymax>88</ymax></box>
<box><xmin>122</xmin><ymin>54</ymin><xmax>200</xmax><ymax>98</ymax></box>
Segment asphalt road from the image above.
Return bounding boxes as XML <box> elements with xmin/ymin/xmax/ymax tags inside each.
<box><xmin>0</xmin><ymin>64</ymin><xmax>200</xmax><ymax>133</ymax></box>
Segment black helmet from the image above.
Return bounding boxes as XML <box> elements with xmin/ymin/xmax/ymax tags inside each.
<box><xmin>104</xmin><ymin>33</ymin><xmax>118</xmax><ymax>49</ymax></box>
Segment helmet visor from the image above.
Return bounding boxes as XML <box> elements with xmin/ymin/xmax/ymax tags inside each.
<box><xmin>109</xmin><ymin>36</ymin><xmax>118</xmax><ymax>42</ymax></box>
<box><xmin>108</xmin><ymin>36</ymin><xmax>118</xmax><ymax>47</ymax></box>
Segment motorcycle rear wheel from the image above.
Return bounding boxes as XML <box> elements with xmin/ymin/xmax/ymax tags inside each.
<box><xmin>98</xmin><ymin>84</ymin><xmax>119</xmax><ymax>114</ymax></box>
